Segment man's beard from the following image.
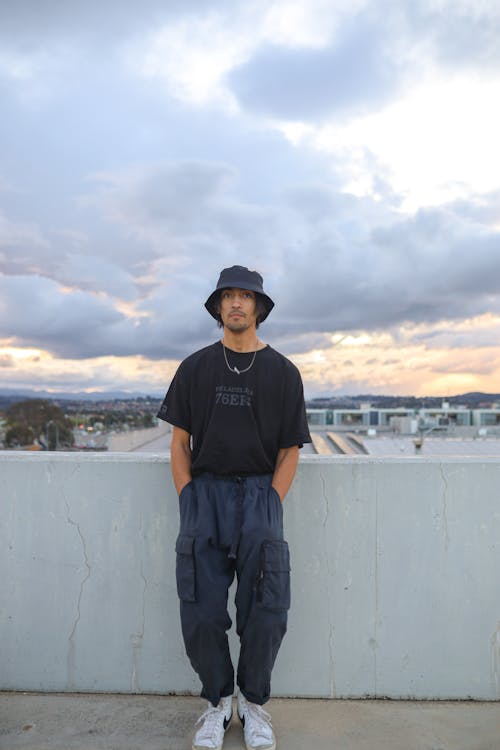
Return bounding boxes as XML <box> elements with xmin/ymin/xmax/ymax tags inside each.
<box><xmin>226</xmin><ymin>319</ymin><xmax>250</xmax><ymax>332</ymax></box>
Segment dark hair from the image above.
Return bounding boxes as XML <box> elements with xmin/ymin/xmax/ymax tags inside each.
<box><xmin>215</xmin><ymin>291</ymin><xmax>267</xmax><ymax>329</ymax></box>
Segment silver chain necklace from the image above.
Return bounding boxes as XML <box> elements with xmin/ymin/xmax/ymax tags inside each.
<box><xmin>222</xmin><ymin>341</ymin><xmax>258</xmax><ymax>375</ymax></box>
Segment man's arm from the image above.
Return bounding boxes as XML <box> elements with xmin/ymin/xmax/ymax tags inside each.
<box><xmin>272</xmin><ymin>445</ymin><xmax>299</xmax><ymax>502</ymax></box>
<box><xmin>170</xmin><ymin>425</ymin><xmax>192</xmax><ymax>495</ymax></box>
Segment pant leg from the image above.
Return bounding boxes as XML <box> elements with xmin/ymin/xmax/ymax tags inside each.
<box><xmin>235</xmin><ymin>477</ymin><xmax>290</xmax><ymax>705</ymax></box>
<box><xmin>175</xmin><ymin>477</ymin><xmax>236</xmax><ymax>706</ymax></box>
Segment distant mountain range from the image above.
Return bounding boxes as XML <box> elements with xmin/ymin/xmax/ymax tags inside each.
<box><xmin>0</xmin><ymin>388</ymin><xmax>163</xmax><ymax>405</ymax></box>
<box><xmin>0</xmin><ymin>387</ymin><xmax>499</xmax><ymax>411</ymax></box>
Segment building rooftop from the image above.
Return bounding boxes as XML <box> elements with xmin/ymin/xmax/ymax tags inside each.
<box><xmin>364</xmin><ymin>436</ymin><xmax>500</xmax><ymax>457</ymax></box>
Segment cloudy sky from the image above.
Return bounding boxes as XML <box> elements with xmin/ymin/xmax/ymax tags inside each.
<box><xmin>1</xmin><ymin>0</ymin><xmax>500</xmax><ymax>398</ymax></box>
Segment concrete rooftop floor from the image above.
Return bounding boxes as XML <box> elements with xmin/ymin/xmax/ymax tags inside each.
<box><xmin>1</xmin><ymin>693</ymin><xmax>499</xmax><ymax>750</ymax></box>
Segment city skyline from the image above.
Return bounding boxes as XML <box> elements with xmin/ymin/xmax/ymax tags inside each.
<box><xmin>1</xmin><ymin>0</ymin><xmax>500</xmax><ymax>398</ymax></box>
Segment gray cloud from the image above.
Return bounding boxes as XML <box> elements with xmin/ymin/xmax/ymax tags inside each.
<box><xmin>0</xmin><ymin>354</ymin><xmax>15</xmax><ymax>368</ymax></box>
<box><xmin>0</xmin><ymin>274</ymin><xmax>125</xmax><ymax>355</ymax></box>
<box><xmin>0</xmin><ymin>214</ymin><xmax>138</xmax><ymax>300</ymax></box>
<box><xmin>264</xmin><ymin>186</ymin><xmax>500</xmax><ymax>339</ymax></box>
<box><xmin>409</xmin><ymin>325</ymin><xmax>500</xmax><ymax>351</ymax></box>
<box><xmin>403</xmin><ymin>1</ymin><xmax>500</xmax><ymax>70</ymax></box>
<box><xmin>432</xmin><ymin>357</ymin><xmax>499</xmax><ymax>376</ymax></box>
<box><xmin>0</xmin><ymin>268</ymin><xmax>218</xmax><ymax>360</ymax></box>
<box><xmin>85</xmin><ymin>160</ymin><xmax>280</xmax><ymax>277</ymax></box>
<box><xmin>226</xmin><ymin>2</ymin><xmax>500</xmax><ymax>123</ymax></box>
<box><xmin>3</xmin><ymin>162</ymin><xmax>500</xmax><ymax>362</ymax></box>
<box><xmin>228</xmin><ymin>17</ymin><xmax>400</xmax><ymax>121</ymax></box>
<box><xmin>0</xmin><ymin>1</ymin><xmax>227</xmax><ymax>44</ymax></box>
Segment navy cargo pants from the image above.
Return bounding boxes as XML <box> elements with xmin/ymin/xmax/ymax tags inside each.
<box><xmin>175</xmin><ymin>473</ymin><xmax>290</xmax><ymax>707</ymax></box>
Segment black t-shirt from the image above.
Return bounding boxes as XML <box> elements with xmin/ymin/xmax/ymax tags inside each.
<box><xmin>157</xmin><ymin>342</ymin><xmax>311</xmax><ymax>476</ymax></box>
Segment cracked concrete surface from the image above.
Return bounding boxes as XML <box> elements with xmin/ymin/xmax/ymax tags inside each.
<box><xmin>373</xmin><ymin>474</ymin><xmax>379</xmax><ymax>696</ymax></box>
<box><xmin>130</xmin><ymin>561</ymin><xmax>148</xmax><ymax>693</ymax></box>
<box><xmin>319</xmin><ymin>469</ymin><xmax>336</xmax><ymax>697</ymax></box>
<box><xmin>1</xmin><ymin>693</ymin><xmax>500</xmax><ymax>750</ymax></box>
<box><xmin>3</xmin><ymin>453</ymin><xmax>500</xmax><ymax>699</ymax></box>
<box><xmin>491</xmin><ymin>622</ymin><xmax>500</xmax><ymax>699</ymax></box>
<box><xmin>438</xmin><ymin>463</ymin><xmax>451</xmax><ymax>550</ymax></box>
<box><xmin>65</xmin><ymin>500</ymin><xmax>92</xmax><ymax>690</ymax></box>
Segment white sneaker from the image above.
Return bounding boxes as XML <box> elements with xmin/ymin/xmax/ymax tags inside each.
<box><xmin>237</xmin><ymin>692</ymin><xmax>276</xmax><ymax>750</ymax></box>
<box><xmin>192</xmin><ymin>696</ymin><xmax>233</xmax><ymax>750</ymax></box>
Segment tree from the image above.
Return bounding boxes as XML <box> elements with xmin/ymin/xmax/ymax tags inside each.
<box><xmin>5</xmin><ymin>423</ymin><xmax>35</xmax><ymax>448</ymax></box>
<box><xmin>5</xmin><ymin>399</ymin><xmax>74</xmax><ymax>449</ymax></box>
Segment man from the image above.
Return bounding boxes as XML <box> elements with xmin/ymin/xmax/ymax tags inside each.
<box><xmin>157</xmin><ymin>265</ymin><xmax>311</xmax><ymax>750</ymax></box>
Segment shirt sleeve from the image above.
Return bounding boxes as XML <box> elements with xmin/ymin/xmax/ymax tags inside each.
<box><xmin>279</xmin><ymin>364</ymin><xmax>312</xmax><ymax>449</ymax></box>
<box><xmin>156</xmin><ymin>361</ymin><xmax>191</xmax><ymax>433</ymax></box>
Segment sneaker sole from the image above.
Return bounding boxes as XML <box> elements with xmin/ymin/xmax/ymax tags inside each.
<box><xmin>242</xmin><ymin>739</ymin><xmax>276</xmax><ymax>750</ymax></box>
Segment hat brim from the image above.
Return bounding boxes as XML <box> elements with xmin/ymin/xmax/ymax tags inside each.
<box><xmin>204</xmin><ymin>289</ymin><xmax>274</xmax><ymax>322</ymax></box>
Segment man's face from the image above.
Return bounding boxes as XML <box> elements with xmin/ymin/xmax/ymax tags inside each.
<box><xmin>219</xmin><ymin>287</ymin><xmax>257</xmax><ymax>333</ymax></box>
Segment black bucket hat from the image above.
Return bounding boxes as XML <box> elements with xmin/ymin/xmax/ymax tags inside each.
<box><xmin>205</xmin><ymin>265</ymin><xmax>274</xmax><ymax>322</ymax></box>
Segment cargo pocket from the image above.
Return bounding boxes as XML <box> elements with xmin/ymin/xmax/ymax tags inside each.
<box><xmin>175</xmin><ymin>534</ymin><xmax>196</xmax><ymax>602</ymax></box>
<box><xmin>257</xmin><ymin>539</ymin><xmax>291</xmax><ymax>611</ymax></box>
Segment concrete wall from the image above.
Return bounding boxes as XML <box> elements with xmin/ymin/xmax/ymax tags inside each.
<box><xmin>1</xmin><ymin>452</ymin><xmax>500</xmax><ymax>700</ymax></box>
